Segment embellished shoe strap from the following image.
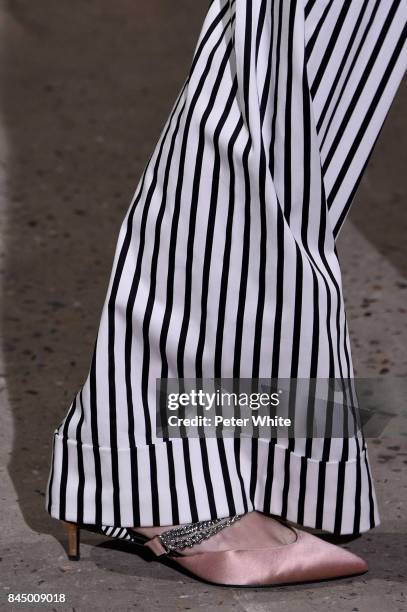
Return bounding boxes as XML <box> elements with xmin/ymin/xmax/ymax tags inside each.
<box><xmin>144</xmin><ymin>515</ymin><xmax>242</xmax><ymax>557</ymax></box>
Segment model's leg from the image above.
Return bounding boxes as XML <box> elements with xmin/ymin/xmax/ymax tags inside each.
<box><xmin>305</xmin><ymin>0</ymin><xmax>407</xmax><ymax>237</ymax></box>
<box><xmin>45</xmin><ymin>0</ymin><xmax>406</xmax><ymax>586</ymax></box>
<box><xmin>45</xmin><ymin>0</ymin><xmax>407</xmax><ymax>533</ymax></box>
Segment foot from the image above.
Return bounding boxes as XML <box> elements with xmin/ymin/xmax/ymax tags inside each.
<box><xmin>130</xmin><ymin>511</ymin><xmax>368</xmax><ymax>586</ymax></box>
<box><xmin>131</xmin><ymin>511</ymin><xmax>296</xmax><ymax>556</ymax></box>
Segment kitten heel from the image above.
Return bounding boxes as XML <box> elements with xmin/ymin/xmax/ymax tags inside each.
<box><xmin>62</xmin><ymin>521</ymin><xmax>80</xmax><ymax>561</ymax></box>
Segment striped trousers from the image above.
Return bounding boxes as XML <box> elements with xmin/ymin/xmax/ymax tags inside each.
<box><xmin>46</xmin><ymin>0</ymin><xmax>407</xmax><ymax>535</ymax></box>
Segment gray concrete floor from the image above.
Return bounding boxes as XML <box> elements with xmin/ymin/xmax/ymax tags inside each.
<box><xmin>0</xmin><ymin>1</ymin><xmax>406</xmax><ymax>611</ymax></box>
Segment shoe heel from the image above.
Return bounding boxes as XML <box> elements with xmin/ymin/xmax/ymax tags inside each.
<box><xmin>62</xmin><ymin>521</ymin><xmax>80</xmax><ymax>561</ymax></box>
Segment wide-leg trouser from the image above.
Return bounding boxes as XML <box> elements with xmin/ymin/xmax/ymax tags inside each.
<box><xmin>45</xmin><ymin>0</ymin><xmax>407</xmax><ymax>534</ymax></box>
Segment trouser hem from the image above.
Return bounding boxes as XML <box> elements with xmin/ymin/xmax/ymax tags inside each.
<box><xmin>46</xmin><ymin>432</ymin><xmax>380</xmax><ymax>535</ymax></box>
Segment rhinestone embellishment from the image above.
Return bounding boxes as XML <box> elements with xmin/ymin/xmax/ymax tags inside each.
<box><xmin>157</xmin><ymin>514</ymin><xmax>241</xmax><ymax>554</ymax></box>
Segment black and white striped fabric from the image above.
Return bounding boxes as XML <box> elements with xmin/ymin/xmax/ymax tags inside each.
<box><xmin>99</xmin><ymin>525</ymin><xmax>145</xmax><ymax>544</ymax></box>
<box><xmin>100</xmin><ymin>525</ymin><xmax>134</xmax><ymax>541</ymax></box>
<box><xmin>46</xmin><ymin>0</ymin><xmax>407</xmax><ymax>535</ymax></box>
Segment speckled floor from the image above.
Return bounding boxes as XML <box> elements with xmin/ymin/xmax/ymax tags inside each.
<box><xmin>0</xmin><ymin>2</ymin><xmax>406</xmax><ymax>611</ymax></box>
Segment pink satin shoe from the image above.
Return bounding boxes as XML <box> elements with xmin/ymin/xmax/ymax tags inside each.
<box><xmin>62</xmin><ymin>511</ymin><xmax>368</xmax><ymax>586</ymax></box>
<box><xmin>132</xmin><ymin>511</ymin><xmax>368</xmax><ymax>587</ymax></box>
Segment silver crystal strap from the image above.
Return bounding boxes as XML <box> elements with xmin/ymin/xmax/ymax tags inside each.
<box><xmin>157</xmin><ymin>514</ymin><xmax>241</xmax><ymax>554</ymax></box>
